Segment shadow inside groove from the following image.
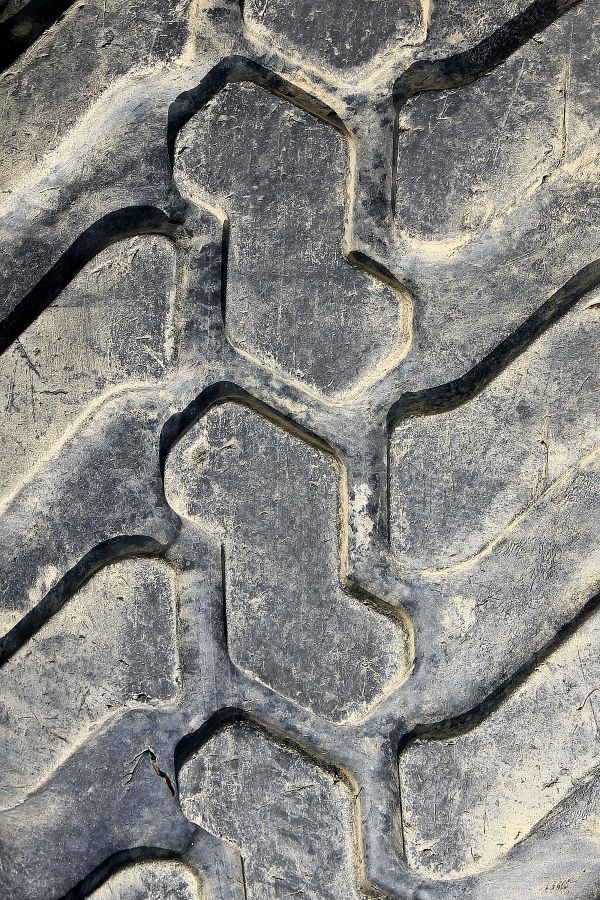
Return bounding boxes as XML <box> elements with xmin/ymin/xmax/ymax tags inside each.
<box><xmin>0</xmin><ymin>0</ymin><xmax>78</xmax><ymax>72</ymax></box>
<box><xmin>0</xmin><ymin>535</ymin><xmax>166</xmax><ymax>668</ymax></box>
<box><xmin>394</xmin><ymin>0</ymin><xmax>583</xmax><ymax>103</ymax></box>
<box><xmin>0</xmin><ymin>206</ymin><xmax>179</xmax><ymax>358</ymax></box>
<box><xmin>399</xmin><ymin>588</ymin><xmax>600</xmax><ymax>750</ymax></box>
<box><xmin>387</xmin><ymin>258</ymin><xmax>600</xmax><ymax>428</ymax></box>
<box><xmin>58</xmin><ymin>847</ymin><xmax>179</xmax><ymax>900</ymax></box>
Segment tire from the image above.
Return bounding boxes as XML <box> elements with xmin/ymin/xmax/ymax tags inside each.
<box><xmin>0</xmin><ymin>1</ymin><xmax>599</xmax><ymax>898</ymax></box>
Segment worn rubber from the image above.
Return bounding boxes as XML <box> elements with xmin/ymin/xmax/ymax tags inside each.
<box><xmin>0</xmin><ymin>0</ymin><xmax>599</xmax><ymax>897</ymax></box>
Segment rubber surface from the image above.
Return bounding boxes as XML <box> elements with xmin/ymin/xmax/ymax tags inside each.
<box><xmin>0</xmin><ymin>1</ymin><xmax>599</xmax><ymax>897</ymax></box>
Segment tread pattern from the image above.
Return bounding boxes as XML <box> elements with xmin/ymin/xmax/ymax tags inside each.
<box><xmin>0</xmin><ymin>1</ymin><xmax>598</xmax><ymax>898</ymax></box>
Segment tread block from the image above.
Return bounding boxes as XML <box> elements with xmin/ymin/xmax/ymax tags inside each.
<box><xmin>175</xmin><ymin>81</ymin><xmax>409</xmax><ymax>399</ymax></box>
<box><xmin>180</xmin><ymin>722</ymin><xmax>358</xmax><ymax>900</ymax></box>
<box><xmin>166</xmin><ymin>401</ymin><xmax>408</xmax><ymax>721</ymax></box>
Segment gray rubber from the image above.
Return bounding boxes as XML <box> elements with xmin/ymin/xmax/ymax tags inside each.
<box><xmin>0</xmin><ymin>1</ymin><xmax>599</xmax><ymax>897</ymax></box>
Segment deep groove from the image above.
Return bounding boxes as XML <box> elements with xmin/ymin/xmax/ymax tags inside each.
<box><xmin>220</xmin><ymin>216</ymin><xmax>231</xmax><ymax>328</ymax></box>
<box><xmin>400</xmin><ymin>588</ymin><xmax>600</xmax><ymax>750</ymax></box>
<box><xmin>167</xmin><ymin>57</ymin><xmax>347</xmax><ymax>168</ymax></box>
<box><xmin>174</xmin><ymin>708</ymin><xmax>244</xmax><ymax>777</ymax></box>
<box><xmin>58</xmin><ymin>847</ymin><xmax>178</xmax><ymax>900</ymax></box>
<box><xmin>220</xmin><ymin>543</ymin><xmax>229</xmax><ymax>651</ymax></box>
<box><xmin>159</xmin><ymin>381</ymin><xmax>332</xmax><ymax>476</ymax></box>
<box><xmin>347</xmin><ymin>250</ymin><xmax>406</xmax><ymax>291</ymax></box>
<box><xmin>387</xmin><ymin>258</ymin><xmax>600</xmax><ymax>427</ymax></box>
<box><xmin>394</xmin><ymin>0</ymin><xmax>584</xmax><ymax>104</ymax></box>
<box><xmin>0</xmin><ymin>206</ymin><xmax>179</xmax><ymax>358</ymax></box>
<box><xmin>168</xmin><ymin>61</ymin><xmax>231</xmax><ymax>167</ymax></box>
<box><xmin>174</xmin><ymin>714</ymin><xmax>351</xmax><ymax>794</ymax></box>
<box><xmin>240</xmin><ymin>853</ymin><xmax>249</xmax><ymax>900</ymax></box>
<box><xmin>2</xmin><ymin>3</ymin><xmax>596</xmax><ymax>894</ymax></box>
<box><xmin>0</xmin><ymin>535</ymin><xmax>166</xmax><ymax>667</ymax></box>
<box><xmin>390</xmin><ymin>113</ymin><xmax>400</xmax><ymax>222</ymax></box>
<box><xmin>397</xmin><ymin>588</ymin><xmax>600</xmax><ymax>876</ymax></box>
<box><xmin>0</xmin><ymin>0</ymin><xmax>77</xmax><ymax>72</ymax></box>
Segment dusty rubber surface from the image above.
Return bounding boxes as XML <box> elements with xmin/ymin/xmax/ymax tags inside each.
<box><xmin>0</xmin><ymin>1</ymin><xmax>599</xmax><ymax>897</ymax></box>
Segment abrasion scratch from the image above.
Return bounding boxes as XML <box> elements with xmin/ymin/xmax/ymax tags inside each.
<box><xmin>559</xmin><ymin>21</ymin><xmax>574</xmax><ymax>164</ymax></box>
